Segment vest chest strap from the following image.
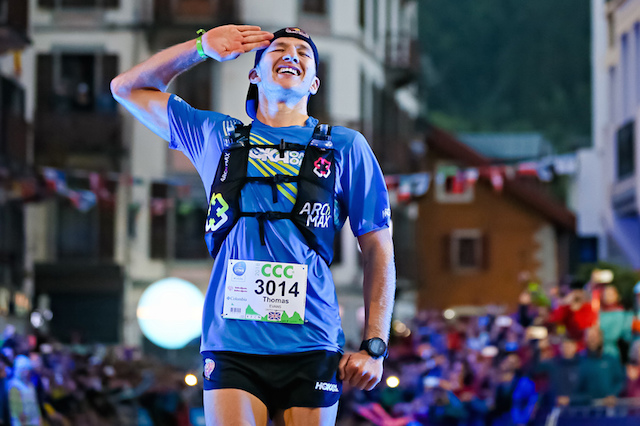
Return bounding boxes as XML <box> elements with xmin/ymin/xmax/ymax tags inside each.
<box><xmin>239</xmin><ymin>211</ymin><xmax>292</xmax><ymax>245</ymax></box>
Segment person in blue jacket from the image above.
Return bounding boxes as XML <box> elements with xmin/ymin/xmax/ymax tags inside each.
<box><xmin>489</xmin><ymin>352</ymin><xmax>538</xmax><ymax>426</ymax></box>
<box><xmin>111</xmin><ymin>24</ymin><xmax>396</xmax><ymax>426</ymax></box>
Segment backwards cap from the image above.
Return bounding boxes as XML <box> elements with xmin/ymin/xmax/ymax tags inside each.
<box><xmin>246</xmin><ymin>27</ymin><xmax>319</xmax><ymax>120</ymax></box>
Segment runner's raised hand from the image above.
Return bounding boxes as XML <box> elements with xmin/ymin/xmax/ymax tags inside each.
<box><xmin>201</xmin><ymin>25</ymin><xmax>273</xmax><ymax>62</ymax></box>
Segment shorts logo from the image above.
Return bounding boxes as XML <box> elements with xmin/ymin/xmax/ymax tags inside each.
<box><xmin>233</xmin><ymin>262</ymin><xmax>247</xmax><ymax>276</ymax></box>
<box><xmin>315</xmin><ymin>381</ymin><xmax>339</xmax><ymax>393</ymax></box>
<box><xmin>313</xmin><ymin>157</ymin><xmax>332</xmax><ymax>178</ymax></box>
<box><xmin>204</xmin><ymin>359</ymin><xmax>215</xmax><ymax>380</ymax></box>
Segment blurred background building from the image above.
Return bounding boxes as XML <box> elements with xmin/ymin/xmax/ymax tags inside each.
<box><xmin>0</xmin><ymin>0</ymin><xmax>33</xmax><ymax>332</ymax></box>
<box><xmin>588</xmin><ymin>0</ymin><xmax>640</xmax><ymax>269</ymax></box>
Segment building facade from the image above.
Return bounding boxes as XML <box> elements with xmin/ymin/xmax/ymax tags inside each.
<box><xmin>592</xmin><ymin>0</ymin><xmax>640</xmax><ymax>268</ymax></box>
<box><xmin>417</xmin><ymin>126</ymin><xmax>575</xmax><ymax>311</ymax></box>
<box><xmin>24</xmin><ymin>0</ymin><xmax>421</xmax><ymax>348</ymax></box>
<box><xmin>0</xmin><ymin>0</ymin><xmax>33</xmax><ymax>331</ymax></box>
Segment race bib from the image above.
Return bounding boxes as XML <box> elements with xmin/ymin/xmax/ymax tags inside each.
<box><xmin>222</xmin><ymin>260</ymin><xmax>308</xmax><ymax>324</ymax></box>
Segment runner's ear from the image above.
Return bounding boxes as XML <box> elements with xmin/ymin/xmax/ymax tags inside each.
<box><xmin>309</xmin><ymin>76</ymin><xmax>320</xmax><ymax>95</ymax></box>
<box><xmin>249</xmin><ymin>68</ymin><xmax>260</xmax><ymax>84</ymax></box>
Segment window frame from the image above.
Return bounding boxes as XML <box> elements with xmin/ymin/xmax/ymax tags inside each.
<box><xmin>450</xmin><ymin>229</ymin><xmax>484</xmax><ymax>272</ymax></box>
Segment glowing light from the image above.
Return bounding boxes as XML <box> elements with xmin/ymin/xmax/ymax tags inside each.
<box><xmin>393</xmin><ymin>320</ymin><xmax>407</xmax><ymax>334</ymax></box>
<box><xmin>30</xmin><ymin>312</ymin><xmax>44</xmax><ymax>328</ymax></box>
<box><xmin>136</xmin><ymin>278</ymin><xmax>204</xmax><ymax>349</ymax></box>
<box><xmin>185</xmin><ymin>374</ymin><xmax>198</xmax><ymax>387</ymax></box>
<box><xmin>386</xmin><ymin>376</ymin><xmax>400</xmax><ymax>388</ymax></box>
<box><xmin>392</xmin><ymin>320</ymin><xmax>411</xmax><ymax>337</ymax></box>
<box><xmin>443</xmin><ymin>309</ymin><xmax>455</xmax><ymax>320</ymax></box>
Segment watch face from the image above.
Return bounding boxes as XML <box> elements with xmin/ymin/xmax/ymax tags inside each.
<box><xmin>369</xmin><ymin>338</ymin><xmax>386</xmax><ymax>356</ymax></box>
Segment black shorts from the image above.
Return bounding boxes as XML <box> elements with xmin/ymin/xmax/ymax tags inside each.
<box><xmin>201</xmin><ymin>350</ymin><xmax>342</xmax><ymax>415</ymax></box>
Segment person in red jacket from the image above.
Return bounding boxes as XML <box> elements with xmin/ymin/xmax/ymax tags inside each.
<box><xmin>546</xmin><ymin>284</ymin><xmax>596</xmax><ymax>350</ymax></box>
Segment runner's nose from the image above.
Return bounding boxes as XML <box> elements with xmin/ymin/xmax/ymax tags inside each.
<box><xmin>282</xmin><ymin>52</ymin><xmax>300</xmax><ymax>64</ymax></box>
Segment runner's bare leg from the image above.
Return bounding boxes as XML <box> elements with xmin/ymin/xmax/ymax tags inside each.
<box><xmin>273</xmin><ymin>401</ymin><xmax>339</xmax><ymax>426</ymax></box>
<box><xmin>204</xmin><ymin>388</ymin><xmax>268</xmax><ymax>426</ymax></box>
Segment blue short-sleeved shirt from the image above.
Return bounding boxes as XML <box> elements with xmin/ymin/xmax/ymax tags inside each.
<box><xmin>167</xmin><ymin>95</ymin><xmax>390</xmax><ymax>355</ymax></box>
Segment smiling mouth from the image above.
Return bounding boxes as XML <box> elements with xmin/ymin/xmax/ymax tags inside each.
<box><xmin>277</xmin><ymin>67</ymin><xmax>301</xmax><ymax>76</ymax></box>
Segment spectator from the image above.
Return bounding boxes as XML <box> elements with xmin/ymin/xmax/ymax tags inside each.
<box><xmin>488</xmin><ymin>353</ymin><xmax>537</xmax><ymax>426</ymax></box>
<box><xmin>532</xmin><ymin>337</ymin><xmax>581</xmax><ymax>408</ymax></box>
<box><xmin>426</xmin><ymin>386</ymin><xmax>468</xmax><ymax>426</ymax></box>
<box><xmin>574</xmin><ymin>327</ymin><xmax>625</xmax><ymax>406</ymax></box>
<box><xmin>598</xmin><ymin>285</ymin><xmax>634</xmax><ymax>363</ymax></box>
<box><xmin>0</xmin><ymin>356</ymin><xmax>10</xmax><ymax>425</ymax></box>
<box><xmin>546</xmin><ymin>285</ymin><xmax>596</xmax><ymax>348</ymax></box>
<box><xmin>8</xmin><ymin>355</ymin><xmax>43</xmax><ymax>426</ymax></box>
<box><xmin>624</xmin><ymin>341</ymin><xmax>640</xmax><ymax>397</ymax></box>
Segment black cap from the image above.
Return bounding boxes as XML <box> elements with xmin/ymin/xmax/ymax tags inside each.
<box><xmin>246</xmin><ymin>27</ymin><xmax>319</xmax><ymax>119</ymax></box>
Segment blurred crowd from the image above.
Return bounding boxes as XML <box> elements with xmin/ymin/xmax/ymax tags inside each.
<box><xmin>340</xmin><ymin>278</ymin><xmax>640</xmax><ymax>426</ymax></box>
<box><xmin>0</xmin><ymin>326</ymin><xmax>198</xmax><ymax>426</ymax></box>
<box><xmin>2</xmin><ymin>275</ymin><xmax>640</xmax><ymax>426</ymax></box>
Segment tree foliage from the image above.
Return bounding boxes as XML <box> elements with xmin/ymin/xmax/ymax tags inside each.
<box><xmin>419</xmin><ymin>0</ymin><xmax>591</xmax><ymax>151</ymax></box>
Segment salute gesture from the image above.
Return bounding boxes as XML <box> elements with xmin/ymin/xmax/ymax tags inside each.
<box><xmin>201</xmin><ymin>25</ymin><xmax>273</xmax><ymax>62</ymax></box>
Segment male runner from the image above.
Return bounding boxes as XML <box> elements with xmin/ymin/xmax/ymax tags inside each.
<box><xmin>111</xmin><ymin>24</ymin><xmax>395</xmax><ymax>426</ymax></box>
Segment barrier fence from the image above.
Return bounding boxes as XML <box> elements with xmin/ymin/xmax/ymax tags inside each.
<box><xmin>545</xmin><ymin>398</ymin><xmax>640</xmax><ymax>426</ymax></box>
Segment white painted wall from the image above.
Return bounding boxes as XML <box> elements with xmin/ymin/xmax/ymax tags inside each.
<box><xmin>568</xmin><ymin>149</ymin><xmax>606</xmax><ymax>237</ymax></box>
<box><xmin>240</xmin><ymin>0</ymin><xmax>298</xmax><ymax>29</ymax></box>
<box><xmin>329</xmin><ymin>0</ymin><xmax>359</xmax><ymax>39</ymax></box>
<box><xmin>533</xmin><ymin>224</ymin><xmax>558</xmax><ymax>289</ymax></box>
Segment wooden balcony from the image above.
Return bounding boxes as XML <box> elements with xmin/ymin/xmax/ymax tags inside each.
<box><xmin>0</xmin><ymin>0</ymin><xmax>30</xmax><ymax>54</ymax></box>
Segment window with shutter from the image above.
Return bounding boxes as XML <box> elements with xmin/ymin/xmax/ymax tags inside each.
<box><xmin>450</xmin><ymin>229</ymin><xmax>484</xmax><ymax>272</ymax></box>
<box><xmin>37</xmin><ymin>52</ymin><xmax>118</xmax><ymax>113</ymax></box>
<box><xmin>150</xmin><ymin>183</ymin><xmax>171</xmax><ymax>259</ymax></box>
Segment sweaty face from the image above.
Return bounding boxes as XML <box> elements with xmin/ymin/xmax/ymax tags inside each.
<box><xmin>253</xmin><ymin>37</ymin><xmax>319</xmax><ymax>98</ymax></box>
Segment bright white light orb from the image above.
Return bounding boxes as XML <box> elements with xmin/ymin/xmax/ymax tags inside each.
<box><xmin>443</xmin><ymin>309</ymin><xmax>456</xmax><ymax>320</ymax></box>
<box><xmin>185</xmin><ymin>374</ymin><xmax>198</xmax><ymax>386</ymax></box>
<box><xmin>30</xmin><ymin>312</ymin><xmax>45</xmax><ymax>328</ymax></box>
<box><xmin>386</xmin><ymin>376</ymin><xmax>400</xmax><ymax>388</ymax></box>
<box><xmin>136</xmin><ymin>278</ymin><xmax>204</xmax><ymax>350</ymax></box>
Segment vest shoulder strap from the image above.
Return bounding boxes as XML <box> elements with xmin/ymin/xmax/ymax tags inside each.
<box><xmin>309</xmin><ymin>124</ymin><xmax>333</xmax><ymax>149</ymax></box>
<box><xmin>223</xmin><ymin>123</ymin><xmax>251</xmax><ymax>149</ymax></box>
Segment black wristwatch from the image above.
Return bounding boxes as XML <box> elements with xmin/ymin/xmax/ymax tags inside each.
<box><xmin>360</xmin><ymin>338</ymin><xmax>388</xmax><ymax>359</ymax></box>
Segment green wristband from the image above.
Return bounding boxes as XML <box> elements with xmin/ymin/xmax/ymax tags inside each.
<box><xmin>196</xmin><ymin>29</ymin><xmax>208</xmax><ymax>59</ymax></box>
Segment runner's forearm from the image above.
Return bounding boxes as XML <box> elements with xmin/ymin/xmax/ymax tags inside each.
<box><xmin>359</xmin><ymin>229</ymin><xmax>396</xmax><ymax>343</ymax></box>
<box><xmin>112</xmin><ymin>38</ymin><xmax>204</xmax><ymax>96</ymax></box>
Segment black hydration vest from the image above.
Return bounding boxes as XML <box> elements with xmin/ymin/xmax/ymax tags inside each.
<box><xmin>204</xmin><ymin>123</ymin><xmax>337</xmax><ymax>265</ymax></box>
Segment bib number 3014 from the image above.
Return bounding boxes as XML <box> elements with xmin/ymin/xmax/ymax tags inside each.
<box><xmin>222</xmin><ymin>260</ymin><xmax>308</xmax><ymax>324</ymax></box>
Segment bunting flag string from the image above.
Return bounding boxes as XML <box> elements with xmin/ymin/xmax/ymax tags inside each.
<box><xmin>2</xmin><ymin>154</ymin><xmax>577</xmax><ymax>209</ymax></box>
<box><xmin>384</xmin><ymin>153</ymin><xmax>578</xmax><ymax>202</ymax></box>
